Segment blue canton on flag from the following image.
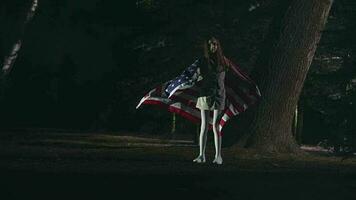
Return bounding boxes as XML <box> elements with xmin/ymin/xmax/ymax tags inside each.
<box><xmin>164</xmin><ymin>58</ymin><xmax>202</xmax><ymax>98</ymax></box>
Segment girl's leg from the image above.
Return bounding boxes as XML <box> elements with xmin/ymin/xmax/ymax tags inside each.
<box><xmin>212</xmin><ymin>109</ymin><xmax>223</xmax><ymax>164</ymax></box>
<box><xmin>193</xmin><ymin>109</ymin><xmax>209</xmax><ymax>163</ymax></box>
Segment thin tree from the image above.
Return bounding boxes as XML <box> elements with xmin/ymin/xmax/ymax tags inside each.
<box><xmin>1</xmin><ymin>0</ymin><xmax>38</xmax><ymax>77</ymax></box>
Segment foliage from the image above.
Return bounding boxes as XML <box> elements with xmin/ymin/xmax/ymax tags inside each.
<box><xmin>0</xmin><ymin>0</ymin><xmax>355</xmax><ymax>150</ymax></box>
<box><xmin>302</xmin><ymin>0</ymin><xmax>356</xmax><ymax>151</ymax></box>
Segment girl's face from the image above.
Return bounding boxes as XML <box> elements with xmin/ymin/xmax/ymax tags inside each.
<box><xmin>208</xmin><ymin>39</ymin><xmax>218</xmax><ymax>54</ymax></box>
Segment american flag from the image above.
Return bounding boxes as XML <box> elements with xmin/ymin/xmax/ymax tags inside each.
<box><xmin>136</xmin><ymin>56</ymin><xmax>261</xmax><ymax>136</ymax></box>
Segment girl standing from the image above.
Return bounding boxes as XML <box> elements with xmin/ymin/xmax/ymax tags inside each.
<box><xmin>193</xmin><ymin>37</ymin><xmax>229</xmax><ymax>165</ymax></box>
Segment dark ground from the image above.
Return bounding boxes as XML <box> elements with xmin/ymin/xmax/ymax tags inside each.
<box><xmin>1</xmin><ymin>131</ymin><xmax>356</xmax><ymax>200</ymax></box>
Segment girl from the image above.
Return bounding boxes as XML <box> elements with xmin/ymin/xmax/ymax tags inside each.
<box><xmin>193</xmin><ymin>37</ymin><xmax>229</xmax><ymax>165</ymax></box>
<box><xmin>136</xmin><ymin>36</ymin><xmax>261</xmax><ymax>165</ymax></box>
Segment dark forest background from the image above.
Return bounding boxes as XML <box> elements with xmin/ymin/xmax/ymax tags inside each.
<box><xmin>0</xmin><ymin>0</ymin><xmax>355</xmax><ymax>149</ymax></box>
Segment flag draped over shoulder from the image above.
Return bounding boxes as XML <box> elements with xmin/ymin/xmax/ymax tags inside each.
<box><xmin>135</xmin><ymin>56</ymin><xmax>261</xmax><ymax>136</ymax></box>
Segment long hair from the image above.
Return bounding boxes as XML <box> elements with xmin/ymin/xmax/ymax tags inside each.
<box><xmin>203</xmin><ymin>37</ymin><xmax>229</xmax><ymax>72</ymax></box>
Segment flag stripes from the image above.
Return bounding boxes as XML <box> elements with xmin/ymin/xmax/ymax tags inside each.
<box><xmin>136</xmin><ymin>56</ymin><xmax>261</xmax><ymax>136</ymax></box>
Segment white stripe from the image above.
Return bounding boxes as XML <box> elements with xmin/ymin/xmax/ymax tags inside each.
<box><xmin>148</xmin><ymin>87</ymin><xmax>157</xmax><ymax>96</ymax></box>
<box><xmin>222</xmin><ymin>113</ymin><xmax>230</xmax><ymax>122</ymax></box>
<box><xmin>168</xmin><ymin>81</ymin><xmax>196</xmax><ymax>98</ymax></box>
<box><xmin>168</xmin><ymin>86</ymin><xmax>181</xmax><ymax>98</ymax></box>
<box><xmin>136</xmin><ymin>88</ymin><xmax>157</xmax><ymax>109</ymax></box>
<box><xmin>219</xmin><ymin>113</ymin><xmax>231</xmax><ymax>132</ymax></box>
<box><xmin>144</xmin><ymin>96</ymin><xmax>172</xmax><ymax>104</ymax></box>
<box><xmin>243</xmin><ymin>104</ymin><xmax>248</xmax><ymax>110</ymax></box>
<box><xmin>228</xmin><ymin>103</ymin><xmax>239</xmax><ymax>115</ymax></box>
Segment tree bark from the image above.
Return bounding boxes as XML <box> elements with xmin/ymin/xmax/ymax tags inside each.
<box><xmin>234</xmin><ymin>0</ymin><xmax>334</xmax><ymax>153</ymax></box>
<box><xmin>296</xmin><ymin>99</ymin><xmax>304</xmax><ymax>145</ymax></box>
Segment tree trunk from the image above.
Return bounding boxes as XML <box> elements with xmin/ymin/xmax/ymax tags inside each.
<box><xmin>235</xmin><ymin>0</ymin><xmax>334</xmax><ymax>153</ymax></box>
<box><xmin>296</xmin><ymin>99</ymin><xmax>304</xmax><ymax>145</ymax></box>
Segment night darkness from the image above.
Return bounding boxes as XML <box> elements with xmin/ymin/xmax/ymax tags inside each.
<box><xmin>1</xmin><ymin>0</ymin><xmax>356</xmax><ymax>199</ymax></box>
<box><xmin>1</xmin><ymin>0</ymin><xmax>355</xmax><ymax>145</ymax></box>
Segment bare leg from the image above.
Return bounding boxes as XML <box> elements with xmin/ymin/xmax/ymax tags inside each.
<box><xmin>212</xmin><ymin>109</ymin><xmax>223</xmax><ymax>165</ymax></box>
<box><xmin>193</xmin><ymin>109</ymin><xmax>209</xmax><ymax>163</ymax></box>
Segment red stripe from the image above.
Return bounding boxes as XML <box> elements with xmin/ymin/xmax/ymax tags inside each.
<box><xmin>219</xmin><ymin>118</ymin><xmax>227</xmax><ymax>127</ymax></box>
<box><xmin>225</xmin><ymin>107</ymin><xmax>235</xmax><ymax>117</ymax></box>
<box><xmin>217</xmin><ymin>108</ymin><xmax>236</xmax><ymax>136</ymax></box>
<box><xmin>142</xmin><ymin>99</ymin><xmax>169</xmax><ymax>109</ymax></box>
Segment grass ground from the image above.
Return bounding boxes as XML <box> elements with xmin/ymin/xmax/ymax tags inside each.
<box><xmin>1</xmin><ymin>131</ymin><xmax>356</xmax><ymax>200</ymax></box>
